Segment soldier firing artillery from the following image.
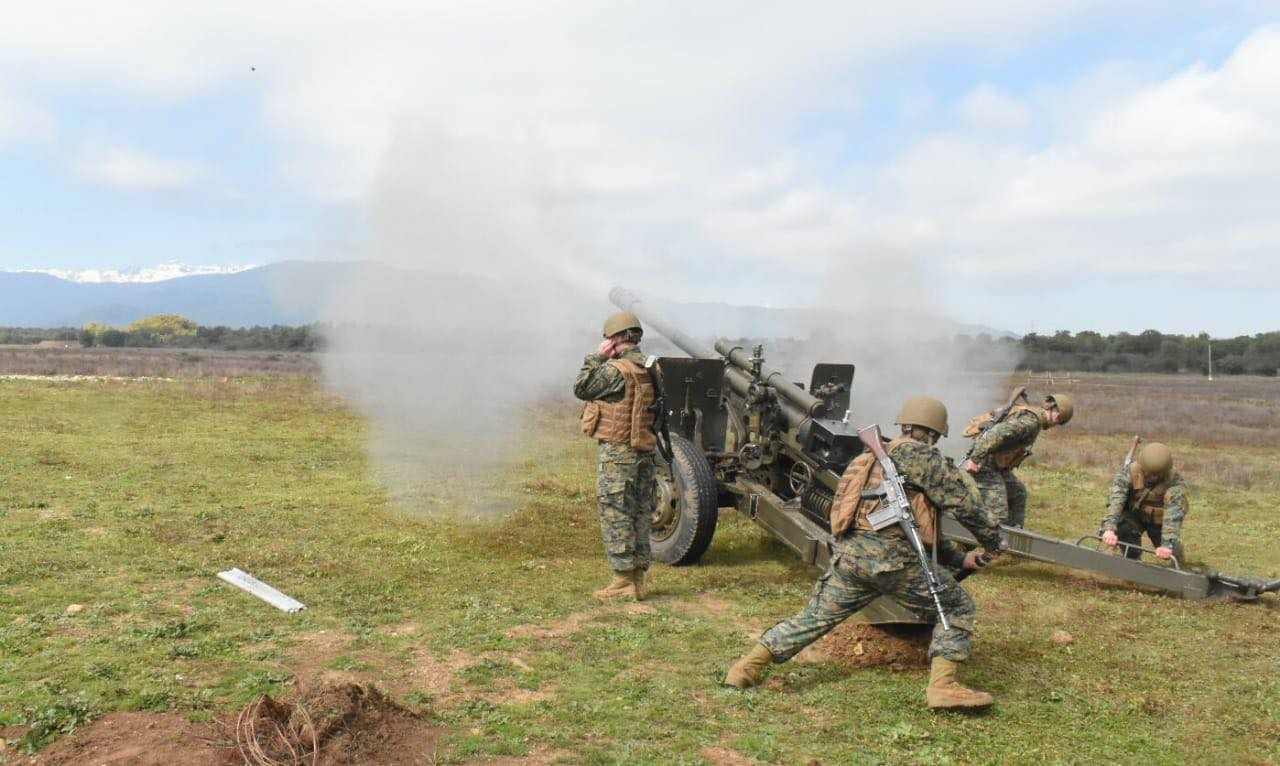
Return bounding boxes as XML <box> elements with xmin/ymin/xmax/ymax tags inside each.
<box><xmin>723</xmin><ymin>397</ymin><xmax>1005</xmax><ymax>710</ymax></box>
<box><xmin>1100</xmin><ymin>441</ymin><xmax>1189</xmax><ymax>562</ymax></box>
<box><xmin>574</xmin><ymin>310</ymin><xmax>661</xmax><ymax>601</ymax></box>
<box><xmin>962</xmin><ymin>389</ymin><xmax>1074</xmax><ymax>527</ymax></box>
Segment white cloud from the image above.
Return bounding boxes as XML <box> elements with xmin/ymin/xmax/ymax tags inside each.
<box><xmin>73</xmin><ymin>146</ymin><xmax>204</xmax><ymax>191</ymax></box>
<box><xmin>1</xmin><ymin>2</ymin><xmax>1276</xmax><ymax>309</ymax></box>
<box><xmin>959</xmin><ymin>84</ymin><xmax>1032</xmax><ymax>132</ymax></box>
<box><xmin>0</xmin><ymin>85</ymin><xmax>55</xmax><ymax>147</ymax></box>
<box><xmin>876</xmin><ymin>25</ymin><xmax>1280</xmax><ymax>283</ymax></box>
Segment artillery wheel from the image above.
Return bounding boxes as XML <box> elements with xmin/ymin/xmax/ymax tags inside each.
<box><xmin>651</xmin><ymin>435</ymin><xmax>719</xmax><ymax>565</ymax></box>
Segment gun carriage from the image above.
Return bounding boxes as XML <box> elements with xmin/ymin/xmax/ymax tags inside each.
<box><xmin>610</xmin><ymin>287</ymin><xmax>1279</xmax><ymax>610</ymax></box>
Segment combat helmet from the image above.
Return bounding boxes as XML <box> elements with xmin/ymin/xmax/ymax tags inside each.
<box><xmin>1045</xmin><ymin>393</ymin><xmax>1074</xmax><ymax>424</ymax></box>
<box><xmin>603</xmin><ymin>311</ymin><xmax>642</xmax><ymax>338</ymax></box>
<box><xmin>895</xmin><ymin>396</ymin><xmax>949</xmax><ymax>437</ymax></box>
<box><xmin>1138</xmin><ymin>442</ymin><xmax>1173</xmax><ymax>477</ymax></box>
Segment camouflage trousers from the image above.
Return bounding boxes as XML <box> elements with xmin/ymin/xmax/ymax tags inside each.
<box><xmin>758</xmin><ymin>533</ymin><xmax>977</xmax><ymax>663</ymax></box>
<box><xmin>596</xmin><ymin>442</ymin><xmax>656</xmax><ymax>572</ymax></box>
<box><xmin>1115</xmin><ymin>515</ymin><xmax>1184</xmax><ymax>561</ymax></box>
<box><xmin>973</xmin><ymin>466</ymin><xmax>1027</xmax><ymax>527</ymax></box>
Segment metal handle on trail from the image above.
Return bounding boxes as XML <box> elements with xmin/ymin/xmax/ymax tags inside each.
<box><xmin>857</xmin><ymin>424</ymin><xmax>951</xmax><ymax>631</ymax></box>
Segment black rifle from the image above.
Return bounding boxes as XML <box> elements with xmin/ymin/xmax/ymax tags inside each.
<box><xmin>857</xmin><ymin>424</ymin><xmax>952</xmax><ymax>630</ymax></box>
<box><xmin>645</xmin><ymin>356</ymin><xmax>674</xmax><ymax>463</ymax></box>
<box><xmin>963</xmin><ymin>385</ymin><xmax>1029</xmax><ymax>464</ymax></box>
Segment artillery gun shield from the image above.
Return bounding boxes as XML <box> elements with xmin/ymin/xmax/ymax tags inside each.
<box><xmin>808</xmin><ymin>363</ymin><xmax>855</xmax><ymax>418</ymax></box>
<box><xmin>653</xmin><ymin>357</ymin><xmax>727</xmax><ymax>452</ymax></box>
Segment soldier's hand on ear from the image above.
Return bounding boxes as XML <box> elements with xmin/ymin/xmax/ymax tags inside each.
<box><xmin>1102</xmin><ymin>530</ymin><xmax>1118</xmax><ymax>547</ymax></box>
<box><xmin>597</xmin><ymin>338</ymin><xmax>618</xmax><ymax>357</ymax></box>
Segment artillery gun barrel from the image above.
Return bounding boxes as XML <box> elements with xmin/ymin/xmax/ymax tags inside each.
<box><xmin>609</xmin><ymin>287</ymin><xmax>824</xmax><ymax>425</ymax></box>
<box><xmin>608</xmin><ymin>287</ymin><xmax>718</xmax><ymax>360</ymax></box>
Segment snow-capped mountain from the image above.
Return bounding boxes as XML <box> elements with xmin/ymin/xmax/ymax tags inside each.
<box><xmin>15</xmin><ymin>261</ymin><xmax>257</xmax><ymax>284</ymax></box>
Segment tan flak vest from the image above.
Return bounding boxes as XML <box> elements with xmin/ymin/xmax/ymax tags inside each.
<box><xmin>962</xmin><ymin>404</ymin><xmax>1043</xmax><ymax>469</ymax></box>
<box><xmin>580</xmin><ymin>357</ymin><xmax>657</xmax><ymax>452</ymax></box>
<box><xmin>829</xmin><ymin>437</ymin><xmax>937</xmax><ymax>545</ymax></box>
<box><xmin>1128</xmin><ymin>463</ymin><xmax>1171</xmax><ymax>524</ymax></box>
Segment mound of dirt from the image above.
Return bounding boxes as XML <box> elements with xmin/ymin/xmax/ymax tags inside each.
<box><xmin>236</xmin><ymin>683</ymin><xmax>435</xmax><ymax>766</ymax></box>
<box><xmin>821</xmin><ymin>622</ymin><xmax>931</xmax><ymax>670</ymax></box>
<box><xmin>23</xmin><ymin>711</ymin><xmax>233</xmax><ymax>765</ymax></box>
<box><xmin>27</xmin><ymin>683</ymin><xmax>436</xmax><ymax>766</ymax></box>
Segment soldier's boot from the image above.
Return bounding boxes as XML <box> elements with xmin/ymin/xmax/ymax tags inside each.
<box><xmin>592</xmin><ymin>570</ymin><xmax>637</xmax><ymax>601</ymax></box>
<box><xmin>632</xmin><ymin>568</ymin><xmax>647</xmax><ymax>601</ymax></box>
<box><xmin>926</xmin><ymin>658</ymin><xmax>994</xmax><ymax>710</ymax></box>
<box><xmin>723</xmin><ymin>644</ymin><xmax>775</xmax><ymax>689</ymax></box>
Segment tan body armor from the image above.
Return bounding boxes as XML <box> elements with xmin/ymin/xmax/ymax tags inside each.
<box><xmin>962</xmin><ymin>404</ymin><xmax>1041</xmax><ymax>469</ymax></box>
<box><xmin>580</xmin><ymin>357</ymin><xmax>657</xmax><ymax>452</ymax></box>
<box><xmin>1127</xmin><ymin>463</ymin><xmax>1170</xmax><ymax>524</ymax></box>
<box><xmin>829</xmin><ymin>437</ymin><xmax>937</xmax><ymax>544</ymax></box>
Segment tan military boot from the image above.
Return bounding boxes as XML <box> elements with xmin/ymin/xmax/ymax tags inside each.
<box><xmin>723</xmin><ymin>644</ymin><xmax>775</xmax><ymax>688</ymax></box>
<box><xmin>926</xmin><ymin>657</ymin><xmax>994</xmax><ymax>710</ymax></box>
<box><xmin>632</xmin><ymin>568</ymin><xmax>647</xmax><ymax>601</ymax></box>
<box><xmin>593</xmin><ymin>571</ymin><xmax>637</xmax><ymax>601</ymax></box>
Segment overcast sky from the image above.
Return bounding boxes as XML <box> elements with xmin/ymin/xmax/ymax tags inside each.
<box><xmin>1</xmin><ymin>2</ymin><xmax>1277</xmax><ymax>335</ymax></box>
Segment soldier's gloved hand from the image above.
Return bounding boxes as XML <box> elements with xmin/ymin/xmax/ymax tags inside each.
<box><xmin>962</xmin><ymin>550</ymin><xmax>988</xmax><ymax>571</ymax></box>
<box><xmin>1101</xmin><ymin>530</ymin><xmax>1118</xmax><ymax>547</ymax></box>
<box><xmin>962</xmin><ymin>458</ymin><xmax>980</xmax><ymax>475</ymax></box>
<box><xmin>597</xmin><ymin>338</ymin><xmax>618</xmax><ymax>357</ymax></box>
<box><xmin>1155</xmin><ymin>546</ymin><xmax>1173</xmax><ymax>560</ymax></box>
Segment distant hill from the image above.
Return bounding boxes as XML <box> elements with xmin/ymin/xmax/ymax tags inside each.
<box><xmin>0</xmin><ymin>261</ymin><xmax>368</xmax><ymax>327</ymax></box>
<box><xmin>0</xmin><ymin>262</ymin><xmax>1016</xmax><ymax>340</ymax></box>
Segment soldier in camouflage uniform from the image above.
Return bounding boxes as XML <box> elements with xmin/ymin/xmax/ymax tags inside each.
<box><xmin>724</xmin><ymin>397</ymin><xmax>1005</xmax><ymax>710</ymax></box>
<box><xmin>573</xmin><ymin>310</ymin><xmax>658</xmax><ymax>601</ymax></box>
<box><xmin>1101</xmin><ymin>442</ymin><xmax>1189</xmax><ymax>561</ymax></box>
<box><xmin>961</xmin><ymin>393</ymin><xmax>1074</xmax><ymax>527</ymax></box>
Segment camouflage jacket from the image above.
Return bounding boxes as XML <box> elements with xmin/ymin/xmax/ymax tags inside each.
<box><xmin>969</xmin><ymin>409</ymin><xmax>1042</xmax><ymax>466</ymax></box>
<box><xmin>573</xmin><ymin>347</ymin><xmax>649</xmax><ymax>403</ymax></box>
<box><xmin>1102</xmin><ymin>468</ymin><xmax>1190</xmax><ymax>545</ymax></box>
<box><xmin>848</xmin><ymin>438</ymin><xmax>1003</xmax><ymax>568</ymax></box>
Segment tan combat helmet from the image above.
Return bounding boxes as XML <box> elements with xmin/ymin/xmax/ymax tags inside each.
<box><xmin>602</xmin><ymin>310</ymin><xmax>642</xmax><ymax>338</ymax></box>
<box><xmin>1045</xmin><ymin>393</ymin><xmax>1074</xmax><ymax>425</ymax></box>
<box><xmin>1138</xmin><ymin>442</ymin><xmax>1173</xmax><ymax>477</ymax></box>
<box><xmin>895</xmin><ymin>395</ymin><xmax>949</xmax><ymax>437</ymax></box>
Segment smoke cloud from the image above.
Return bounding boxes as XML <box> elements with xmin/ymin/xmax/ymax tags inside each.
<box><xmin>318</xmin><ymin>127</ymin><xmax>605</xmax><ymax>512</ymax></box>
<box><xmin>319</xmin><ymin>128</ymin><xmax>1021</xmax><ymax>513</ymax></box>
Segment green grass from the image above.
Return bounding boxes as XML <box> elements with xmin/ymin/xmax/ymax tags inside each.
<box><xmin>1</xmin><ymin>378</ymin><xmax>1277</xmax><ymax>764</ymax></box>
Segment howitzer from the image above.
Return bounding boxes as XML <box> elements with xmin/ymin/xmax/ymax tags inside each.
<box><xmin>857</xmin><ymin>424</ymin><xmax>952</xmax><ymax>630</ymax></box>
<box><xmin>608</xmin><ymin>287</ymin><xmax>1279</xmax><ymax>615</ymax></box>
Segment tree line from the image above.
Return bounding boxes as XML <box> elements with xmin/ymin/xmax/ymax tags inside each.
<box><xmin>0</xmin><ymin>314</ymin><xmax>324</xmax><ymax>352</ymax></box>
<box><xmin>2</xmin><ymin>317</ymin><xmax>1277</xmax><ymax>375</ymax></box>
<box><xmin>994</xmin><ymin>329</ymin><xmax>1279</xmax><ymax>376</ymax></box>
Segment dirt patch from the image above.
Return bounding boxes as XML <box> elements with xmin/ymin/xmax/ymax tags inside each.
<box><xmin>699</xmin><ymin>745</ymin><xmax>757</xmax><ymax>765</ymax></box>
<box><xmin>506</xmin><ymin>613</ymin><xmax>592</xmax><ymax>640</ymax></box>
<box><xmin>282</xmin><ymin>629</ymin><xmax>354</xmax><ymax>680</ymax></box>
<box><xmin>234</xmin><ymin>683</ymin><xmax>437</xmax><ymax>766</ymax></box>
<box><xmin>505</xmin><ymin>601</ymin><xmax>655</xmax><ymax>641</ymax></box>
<box><xmin>378</xmin><ymin>620</ymin><xmax>422</xmax><ymax>638</ymax></box>
<box><xmin>25</xmin><ymin>712</ymin><xmax>234</xmax><ymax>765</ymax></box>
<box><xmin>811</xmin><ymin>622</ymin><xmax>930</xmax><ymax>670</ymax></box>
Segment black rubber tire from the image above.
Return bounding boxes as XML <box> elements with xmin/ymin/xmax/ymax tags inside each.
<box><xmin>651</xmin><ymin>435</ymin><xmax>719</xmax><ymax>565</ymax></box>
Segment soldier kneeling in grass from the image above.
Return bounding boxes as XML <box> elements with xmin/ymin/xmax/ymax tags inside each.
<box><xmin>1101</xmin><ymin>442</ymin><xmax>1189</xmax><ymax>562</ymax></box>
<box><xmin>723</xmin><ymin>397</ymin><xmax>1004</xmax><ymax>710</ymax></box>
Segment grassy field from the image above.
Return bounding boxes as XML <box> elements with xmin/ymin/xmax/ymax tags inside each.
<box><xmin>0</xmin><ymin>374</ymin><xmax>1277</xmax><ymax>764</ymax></box>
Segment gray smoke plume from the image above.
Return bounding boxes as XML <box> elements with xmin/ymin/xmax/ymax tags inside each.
<box><xmin>317</xmin><ymin>127</ymin><xmax>604</xmax><ymax>513</ymax></box>
<box><xmin>318</xmin><ymin>127</ymin><xmax>1021</xmax><ymax>513</ymax></box>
